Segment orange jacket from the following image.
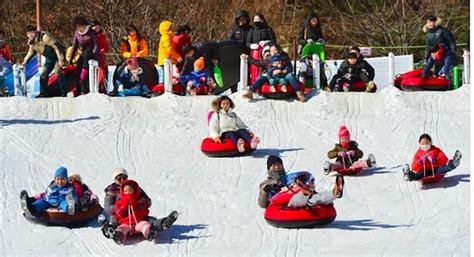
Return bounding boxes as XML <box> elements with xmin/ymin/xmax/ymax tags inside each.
<box><xmin>120</xmin><ymin>35</ymin><xmax>149</xmax><ymax>59</ymax></box>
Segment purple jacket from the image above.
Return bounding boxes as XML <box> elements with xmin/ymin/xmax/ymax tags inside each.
<box><xmin>70</xmin><ymin>26</ymin><xmax>99</xmax><ymax>62</ymax></box>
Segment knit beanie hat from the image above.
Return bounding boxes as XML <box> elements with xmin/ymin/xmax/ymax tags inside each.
<box><xmin>194</xmin><ymin>56</ymin><xmax>205</xmax><ymax>71</ymax></box>
<box><xmin>54</xmin><ymin>166</ymin><xmax>68</xmax><ymax>179</ymax></box>
<box><xmin>267</xmin><ymin>155</ymin><xmax>283</xmax><ymax>170</ymax></box>
<box><xmin>112</xmin><ymin>167</ymin><xmax>128</xmax><ymax>180</ymax></box>
<box><xmin>338</xmin><ymin>125</ymin><xmax>351</xmax><ymax>140</ymax></box>
<box><xmin>69</xmin><ymin>173</ymin><xmax>82</xmax><ymax>183</ymax></box>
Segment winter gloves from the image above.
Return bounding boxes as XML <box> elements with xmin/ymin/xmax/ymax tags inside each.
<box><xmin>337</xmin><ymin>150</ymin><xmax>354</xmax><ymax>157</ymax></box>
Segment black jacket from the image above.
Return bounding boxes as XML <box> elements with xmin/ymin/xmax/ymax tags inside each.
<box><xmin>228</xmin><ymin>10</ymin><xmax>252</xmax><ymax>45</ymax></box>
<box><xmin>297</xmin><ymin>13</ymin><xmax>324</xmax><ymax>46</ymax></box>
<box><xmin>425</xmin><ymin>26</ymin><xmax>456</xmax><ymax>59</ymax></box>
<box><xmin>337</xmin><ymin>61</ymin><xmax>362</xmax><ymax>78</ymax></box>
<box><xmin>246</xmin><ymin>22</ymin><xmax>276</xmax><ymax>46</ymax></box>
<box><xmin>181</xmin><ymin>41</ymin><xmax>220</xmax><ymax>75</ymax></box>
<box><xmin>356</xmin><ymin>56</ymin><xmax>375</xmax><ymax>81</ymax></box>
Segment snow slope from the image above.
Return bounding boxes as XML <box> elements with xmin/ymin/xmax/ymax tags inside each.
<box><xmin>0</xmin><ymin>86</ymin><xmax>470</xmax><ymax>257</ymax></box>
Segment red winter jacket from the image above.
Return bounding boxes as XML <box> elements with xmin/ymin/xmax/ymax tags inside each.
<box><xmin>0</xmin><ymin>43</ymin><xmax>11</xmax><ymax>62</ymax></box>
<box><xmin>172</xmin><ymin>33</ymin><xmax>192</xmax><ymax>59</ymax></box>
<box><xmin>411</xmin><ymin>145</ymin><xmax>448</xmax><ymax>172</ymax></box>
<box><xmin>112</xmin><ymin>180</ymin><xmax>150</xmax><ymax>225</ymax></box>
<box><xmin>96</xmin><ymin>30</ymin><xmax>109</xmax><ymax>54</ymax></box>
<box><xmin>71</xmin><ymin>181</ymin><xmax>84</xmax><ymax>199</ymax></box>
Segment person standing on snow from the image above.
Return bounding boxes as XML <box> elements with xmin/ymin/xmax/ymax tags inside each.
<box><xmin>22</xmin><ymin>25</ymin><xmax>67</xmax><ymax>97</ymax></box>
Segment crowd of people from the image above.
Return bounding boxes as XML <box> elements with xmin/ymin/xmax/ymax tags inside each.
<box><xmin>0</xmin><ymin>10</ymin><xmax>460</xmax><ymax>98</ymax></box>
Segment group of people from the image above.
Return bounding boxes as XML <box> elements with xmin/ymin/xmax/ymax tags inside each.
<box><xmin>21</xmin><ymin>166</ymin><xmax>178</xmax><ymax>245</ymax></box>
<box><xmin>204</xmin><ymin>94</ymin><xmax>463</xmax><ymax>209</ymax></box>
<box><xmin>0</xmin><ymin>11</ymin><xmax>459</xmax><ymax>98</ymax></box>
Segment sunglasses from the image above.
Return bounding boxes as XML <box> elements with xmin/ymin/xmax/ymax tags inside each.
<box><xmin>115</xmin><ymin>175</ymin><xmax>128</xmax><ymax>181</ymax></box>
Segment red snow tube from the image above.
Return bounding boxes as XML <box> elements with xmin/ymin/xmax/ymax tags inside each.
<box><xmin>201</xmin><ymin>137</ymin><xmax>255</xmax><ymax>157</ymax></box>
<box><xmin>46</xmin><ymin>65</ymin><xmax>80</xmax><ymax>96</ymax></box>
<box><xmin>149</xmin><ymin>83</ymin><xmax>188</xmax><ymax>96</ymax></box>
<box><xmin>257</xmin><ymin>82</ymin><xmax>305</xmax><ymax>99</ymax></box>
<box><xmin>401</xmin><ymin>76</ymin><xmax>450</xmax><ymax>91</ymax></box>
<box><xmin>264</xmin><ymin>204</ymin><xmax>337</xmax><ymax>228</ymax></box>
<box><xmin>394</xmin><ymin>68</ymin><xmax>450</xmax><ymax>91</ymax></box>
<box><xmin>419</xmin><ymin>173</ymin><xmax>445</xmax><ymax>184</ymax></box>
<box><xmin>340</xmin><ymin>80</ymin><xmax>376</xmax><ymax>92</ymax></box>
<box><xmin>249</xmin><ymin>45</ymin><xmax>263</xmax><ymax>84</ymax></box>
<box><xmin>394</xmin><ymin>69</ymin><xmax>423</xmax><ymax>88</ymax></box>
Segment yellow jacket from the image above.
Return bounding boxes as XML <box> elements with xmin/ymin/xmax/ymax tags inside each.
<box><xmin>157</xmin><ymin>21</ymin><xmax>181</xmax><ymax>65</ymax></box>
<box><xmin>120</xmin><ymin>35</ymin><xmax>149</xmax><ymax>59</ymax></box>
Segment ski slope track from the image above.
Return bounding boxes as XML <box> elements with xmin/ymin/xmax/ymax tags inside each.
<box><xmin>0</xmin><ymin>86</ymin><xmax>470</xmax><ymax>257</ymax></box>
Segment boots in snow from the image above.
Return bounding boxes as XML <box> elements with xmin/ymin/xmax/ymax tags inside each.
<box><xmin>161</xmin><ymin>210</ymin><xmax>179</xmax><ymax>231</ymax></box>
<box><xmin>367</xmin><ymin>154</ymin><xmax>376</xmax><ymax>168</ymax></box>
<box><xmin>323</xmin><ymin>161</ymin><xmax>331</xmax><ymax>175</ymax></box>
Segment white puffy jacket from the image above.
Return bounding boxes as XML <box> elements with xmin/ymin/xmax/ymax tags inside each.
<box><xmin>209</xmin><ymin>109</ymin><xmax>248</xmax><ymax>139</ymax></box>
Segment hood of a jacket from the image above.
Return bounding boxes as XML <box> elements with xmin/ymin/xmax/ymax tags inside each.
<box><xmin>159</xmin><ymin>20</ymin><xmax>173</xmax><ymax>35</ymax></box>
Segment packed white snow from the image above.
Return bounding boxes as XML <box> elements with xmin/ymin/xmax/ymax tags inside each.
<box><xmin>0</xmin><ymin>85</ymin><xmax>470</xmax><ymax>256</ymax></box>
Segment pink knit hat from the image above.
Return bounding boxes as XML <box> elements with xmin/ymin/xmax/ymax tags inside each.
<box><xmin>338</xmin><ymin>125</ymin><xmax>350</xmax><ymax>140</ymax></box>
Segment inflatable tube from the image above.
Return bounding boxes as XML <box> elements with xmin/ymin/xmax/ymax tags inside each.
<box><xmin>394</xmin><ymin>69</ymin><xmax>424</xmax><ymax>89</ymax></box>
<box><xmin>249</xmin><ymin>45</ymin><xmax>262</xmax><ymax>85</ymax></box>
<box><xmin>46</xmin><ymin>65</ymin><xmax>80</xmax><ymax>96</ymax></box>
<box><xmin>400</xmin><ymin>76</ymin><xmax>450</xmax><ymax>91</ymax></box>
<box><xmin>419</xmin><ymin>173</ymin><xmax>445</xmax><ymax>184</ymax></box>
<box><xmin>264</xmin><ymin>204</ymin><xmax>336</xmax><ymax>228</ymax></box>
<box><xmin>201</xmin><ymin>137</ymin><xmax>255</xmax><ymax>157</ymax></box>
<box><xmin>340</xmin><ymin>80</ymin><xmax>375</xmax><ymax>92</ymax></box>
<box><xmin>258</xmin><ymin>82</ymin><xmax>305</xmax><ymax>99</ymax></box>
<box><xmin>112</xmin><ymin>58</ymin><xmax>158</xmax><ymax>91</ymax></box>
<box><xmin>23</xmin><ymin>202</ymin><xmax>103</xmax><ymax>228</ymax></box>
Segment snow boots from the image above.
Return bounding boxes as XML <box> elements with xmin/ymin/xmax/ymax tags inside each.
<box><xmin>367</xmin><ymin>154</ymin><xmax>377</xmax><ymax>168</ymax></box>
<box><xmin>161</xmin><ymin>210</ymin><xmax>179</xmax><ymax>231</ymax></box>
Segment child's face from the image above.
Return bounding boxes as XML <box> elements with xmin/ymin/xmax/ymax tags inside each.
<box><xmin>93</xmin><ymin>25</ymin><xmax>101</xmax><ymax>32</ymax></box>
<box><xmin>310</xmin><ymin>17</ymin><xmax>318</xmax><ymax>27</ymax></box>
<box><xmin>128</xmin><ymin>30</ymin><xmax>136</xmax><ymax>37</ymax></box>
<box><xmin>419</xmin><ymin>138</ymin><xmax>432</xmax><ymax>151</ymax></box>
<box><xmin>348</xmin><ymin>58</ymin><xmax>357</xmax><ymax>65</ymax></box>
<box><xmin>124</xmin><ymin>185</ymin><xmax>135</xmax><ymax>195</ymax></box>
<box><xmin>272</xmin><ymin>60</ymin><xmax>281</xmax><ymax>67</ymax></box>
<box><xmin>340</xmin><ymin>137</ymin><xmax>350</xmax><ymax>145</ymax></box>
<box><xmin>55</xmin><ymin>177</ymin><xmax>67</xmax><ymax>187</ymax></box>
<box><xmin>263</xmin><ymin>51</ymin><xmax>270</xmax><ymax>60</ymax></box>
<box><xmin>220</xmin><ymin>99</ymin><xmax>231</xmax><ymax>111</ymax></box>
<box><xmin>269</xmin><ymin>46</ymin><xmax>279</xmax><ymax>56</ymax></box>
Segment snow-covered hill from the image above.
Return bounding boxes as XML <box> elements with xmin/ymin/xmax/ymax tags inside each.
<box><xmin>0</xmin><ymin>86</ymin><xmax>470</xmax><ymax>257</ymax></box>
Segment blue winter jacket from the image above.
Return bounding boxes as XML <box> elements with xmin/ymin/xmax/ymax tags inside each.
<box><xmin>267</xmin><ymin>171</ymin><xmax>314</xmax><ymax>199</ymax></box>
<box><xmin>44</xmin><ymin>181</ymin><xmax>76</xmax><ymax>206</ymax></box>
<box><xmin>116</xmin><ymin>68</ymin><xmax>147</xmax><ymax>90</ymax></box>
<box><xmin>180</xmin><ymin>69</ymin><xmax>210</xmax><ymax>87</ymax></box>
